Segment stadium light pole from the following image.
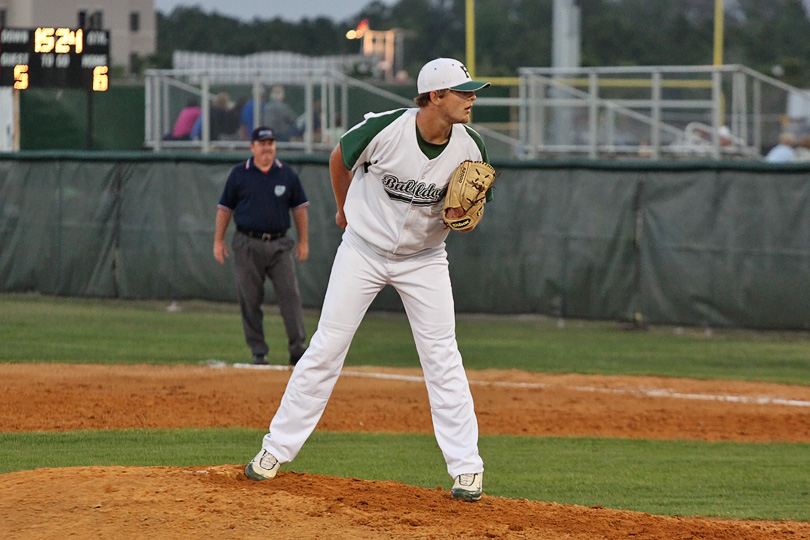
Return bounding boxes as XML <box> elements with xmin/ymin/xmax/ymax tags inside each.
<box><xmin>713</xmin><ymin>0</ymin><xmax>724</xmax><ymax>65</ymax></box>
<box><xmin>466</xmin><ymin>0</ymin><xmax>476</xmax><ymax>77</ymax></box>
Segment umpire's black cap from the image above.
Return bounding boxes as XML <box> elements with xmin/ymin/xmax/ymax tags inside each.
<box><xmin>251</xmin><ymin>127</ymin><xmax>276</xmax><ymax>142</ymax></box>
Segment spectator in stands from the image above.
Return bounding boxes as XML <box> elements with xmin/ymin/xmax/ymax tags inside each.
<box><xmin>165</xmin><ymin>98</ymin><xmax>201</xmax><ymax>141</ymax></box>
<box><xmin>793</xmin><ymin>134</ymin><xmax>810</xmax><ymax>161</ymax></box>
<box><xmin>764</xmin><ymin>132</ymin><xmax>797</xmax><ymax>162</ymax></box>
<box><xmin>718</xmin><ymin>126</ymin><xmax>733</xmax><ymax>148</ymax></box>
<box><xmin>211</xmin><ymin>92</ymin><xmax>240</xmax><ymax>140</ymax></box>
<box><xmin>191</xmin><ymin>92</ymin><xmax>239</xmax><ymax>141</ymax></box>
<box><xmin>190</xmin><ymin>92</ymin><xmax>240</xmax><ymax>141</ymax></box>
<box><xmin>239</xmin><ymin>90</ymin><xmax>266</xmax><ymax>141</ymax></box>
<box><xmin>262</xmin><ymin>85</ymin><xmax>298</xmax><ymax>142</ymax></box>
<box><xmin>288</xmin><ymin>100</ymin><xmax>322</xmax><ymax>142</ymax></box>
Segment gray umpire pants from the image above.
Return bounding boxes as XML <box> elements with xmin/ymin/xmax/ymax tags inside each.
<box><xmin>232</xmin><ymin>231</ymin><xmax>307</xmax><ymax>361</ymax></box>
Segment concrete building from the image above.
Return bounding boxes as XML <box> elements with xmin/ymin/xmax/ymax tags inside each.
<box><xmin>0</xmin><ymin>0</ymin><xmax>156</xmax><ymax>75</ymax></box>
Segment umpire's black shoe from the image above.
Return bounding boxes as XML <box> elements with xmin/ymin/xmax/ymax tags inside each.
<box><xmin>252</xmin><ymin>354</ymin><xmax>268</xmax><ymax>365</ymax></box>
<box><xmin>289</xmin><ymin>349</ymin><xmax>306</xmax><ymax>366</ymax></box>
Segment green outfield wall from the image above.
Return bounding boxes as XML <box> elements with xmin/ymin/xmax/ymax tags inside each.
<box><xmin>2</xmin><ymin>152</ymin><xmax>809</xmax><ymax>329</ymax></box>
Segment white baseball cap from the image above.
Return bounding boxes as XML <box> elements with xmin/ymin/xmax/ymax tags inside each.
<box><xmin>417</xmin><ymin>58</ymin><xmax>491</xmax><ymax>94</ymax></box>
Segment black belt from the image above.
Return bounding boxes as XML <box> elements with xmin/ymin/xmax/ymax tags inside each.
<box><xmin>237</xmin><ymin>227</ymin><xmax>286</xmax><ymax>241</ymax></box>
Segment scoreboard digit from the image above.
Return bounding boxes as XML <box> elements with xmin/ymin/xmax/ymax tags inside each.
<box><xmin>0</xmin><ymin>27</ymin><xmax>110</xmax><ymax>91</ymax></box>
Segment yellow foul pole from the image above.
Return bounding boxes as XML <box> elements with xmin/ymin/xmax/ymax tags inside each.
<box><xmin>466</xmin><ymin>0</ymin><xmax>476</xmax><ymax>77</ymax></box>
<box><xmin>713</xmin><ymin>0</ymin><xmax>724</xmax><ymax>66</ymax></box>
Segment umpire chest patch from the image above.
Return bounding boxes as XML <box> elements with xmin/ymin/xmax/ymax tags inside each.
<box><xmin>274</xmin><ymin>185</ymin><xmax>287</xmax><ymax>197</ymax></box>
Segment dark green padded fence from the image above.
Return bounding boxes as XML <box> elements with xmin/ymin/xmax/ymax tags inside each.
<box><xmin>2</xmin><ymin>152</ymin><xmax>809</xmax><ymax>329</ymax></box>
<box><xmin>19</xmin><ymin>88</ymin><xmax>145</xmax><ymax>151</ymax></box>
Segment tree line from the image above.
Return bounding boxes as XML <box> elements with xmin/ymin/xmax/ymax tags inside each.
<box><xmin>152</xmin><ymin>0</ymin><xmax>810</xmax><ymax>87</ymax></box>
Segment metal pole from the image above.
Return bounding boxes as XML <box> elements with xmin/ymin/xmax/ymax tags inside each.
<box><xmin>144</xmin><ymin>73</ymin><xmax>151</xmax><ymax>149</ymax></box>
<box><xmin>753</xmin><ymin>79</ymin><xmax>762</xmax><ymax>155</ymax></box>
<box><xmin>153</xmin><ymin>75</ymin><xmax>162</xmax><ymax>151</ymax></box>
<box><xmin>304</xmin><ymin>81</ymin><xmax>313</xmax><ymax>153</ymax></box>
<box><xmin>161</xmin><ymin>76</ymin><xmax>170</xmax><ymax>141</ymax></box>
<box><xmin>588</xmin><ymin>72</ymin><xmax>598</xmax><ymax>158</ymax></box>
<box><xmin>712</xmin><ymin>69</ymin><xmax>722</xmax><ymax>159</ymax></box>
<box><xmin>327</xmin><ymin>78</ymin><xmax>336</xmax><ymax>144</ymax></box>
<box><xmin>651</xmin><ymin>70</ymin><xmax>662</xmax><ymax>160</ymax></box>
<box><xmin>518</xmin><ymin>73</ymin><xmax>527</xmax><ymax>156</ymax></box>
<box><xmin>733</xmin><ymin>70</ymin><xmax>747</xmax><ymax>144</ymax></box>
<box><xmin>466</xmin><ymin>0</ymin><xmax>475</xmax><ymax>77</ymax></box>
<box><xmin>201</xmin><ymin>75</ymin><xmax>210</xmax><ymax>153</ymax></box>
<box><xmin>535</xmin><ymin>77</ymin><xmax>546</xmax><ymax>154</ymax></box>
<box><xmin>320</xmin><ymin>81</ymin><xmax>328</xmax><ymax>146</ymax></box>
<box><xmin>713</xmin><ymin>0</ymin><xmax>724</xmax><ymax>66</ymax></box>
<box><xmin>252</xmin><ymin>77</ymin><xmax>261</xmax><ymax>135</ymax></box>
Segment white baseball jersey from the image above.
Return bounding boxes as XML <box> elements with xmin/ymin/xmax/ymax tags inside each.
<box><xmin>339</xmin><ymin>108</ymin><xmax>488</xmax><ymax>255</ymax></box>
<box><xmin>260</xmin><ymin>106</ymin><xmax>488</xmax><ymax>479</ymax></box>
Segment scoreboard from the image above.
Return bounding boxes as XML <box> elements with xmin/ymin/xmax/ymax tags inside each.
<box><xmin>0</xmin><ymin>27</ymin><xmax>110</xmax><ymax>91</ymax></box>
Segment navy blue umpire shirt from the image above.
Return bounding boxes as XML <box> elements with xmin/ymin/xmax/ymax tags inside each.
<box><xmin>218</xmin><ymin>157</ymin><xmax>309</xmax><ymax>233</ymax></box>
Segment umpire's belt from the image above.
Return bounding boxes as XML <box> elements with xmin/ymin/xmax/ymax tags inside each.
<box><xmin>237</xmin><ymin>227</ymin><xmax>286</xmax><ymax>241</ymax></box>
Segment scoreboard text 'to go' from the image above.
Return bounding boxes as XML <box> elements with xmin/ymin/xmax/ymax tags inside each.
<box><xmin>0</xmin><ymin>27</ymin><xmax>110</xmax><ymax>91</ymax></box>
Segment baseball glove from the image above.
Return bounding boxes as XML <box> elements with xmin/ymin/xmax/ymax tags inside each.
<box><xmin>442</xmin><ymin>160</ymin><xmax>496</xmax><ymax>231</ymax></box>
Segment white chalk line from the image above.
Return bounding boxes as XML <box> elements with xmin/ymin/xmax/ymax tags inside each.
<box><xmin>220</xmin><ymin>362</ymin><xmax>810</xmax><ymax>408</ymax></box>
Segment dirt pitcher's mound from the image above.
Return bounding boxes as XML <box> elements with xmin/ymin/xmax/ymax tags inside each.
<box><xmin>2</xmin><ymin>465</ymin><xmax>809</xmax><ymax>540</ymax></box>
<box><xmin>2</xmin><ymin>363</ymin><xmax>810</xmax><ymax>539</ymax></box>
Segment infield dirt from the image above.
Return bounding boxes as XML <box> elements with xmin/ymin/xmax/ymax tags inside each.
<box><xmin>2</xmin><ymin>363</ymin><xmax>809</xmax><ymax>539</ymax></box>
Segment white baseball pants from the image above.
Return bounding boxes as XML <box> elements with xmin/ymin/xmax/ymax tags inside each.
<box><xmin>262</xmin><ymin>235</ymin><xmax>484</xmax><ymax>478</ymax></box>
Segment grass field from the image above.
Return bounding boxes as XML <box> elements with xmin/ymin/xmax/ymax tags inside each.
<box><xmin>2</xmin><ymin>293</ymin><xmax>810</xmax><ymax>384</ymax></box>
<box><xmin>2</xmin><ymin>293</ymin><xmax>809</xmax><ymax>521</ymax></box>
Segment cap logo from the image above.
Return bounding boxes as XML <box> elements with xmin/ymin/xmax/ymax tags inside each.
<box><xmin>416</xmin><ymin>58</ymin><xmax>490</xmax><ymax>95</ymax></box>
<box><xmin>251</xmin><ymin>126</ymin><xmax>276</xmax><ymax>142</ymax></box>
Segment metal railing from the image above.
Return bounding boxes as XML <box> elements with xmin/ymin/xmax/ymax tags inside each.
<box><xmin>144</xmin><ymin>63</ymin><xmax>810</xmax><ymax>160</ymax></box>
<box><xmin>143</xmin><ymin>67</ymin><xmax>352</xmax><ymax>154</ymax></box>
<box><xmin>514</xmin><ymin>64</ymin><xmax>810</xmax><ymax>160</ymax></box>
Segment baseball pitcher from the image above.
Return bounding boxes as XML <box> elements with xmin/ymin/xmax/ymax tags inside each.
<box><xmin>245</xmin><ymin>58</ymin><xmax>494</xmax><ymax>502</ymax></box>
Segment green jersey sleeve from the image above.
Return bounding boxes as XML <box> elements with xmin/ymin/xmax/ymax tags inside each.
<box><xmin>340</xmin><ymin>109</ymin><xmax>408</xmax><ymax>170</ymax></box>
<box><xmin>463</xmin><ymin>125</ymin><xmax>489</xmax><ymax>163</ymax></box>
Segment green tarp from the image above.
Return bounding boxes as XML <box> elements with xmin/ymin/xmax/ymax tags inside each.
<box><xmin>2</xmin><ymin>152</ymin><xmax>810</xmax><ymax>329</ymax></box>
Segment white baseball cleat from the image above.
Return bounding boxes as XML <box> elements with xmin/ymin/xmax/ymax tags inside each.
<box><xmin>451</xmin><ymin>472</ymin><xmax>483</xmax><ymax>502</ymax></box>
<box><xmin>244</xmin><ymin>449</ymin><xmax>280</xmax><ymax>481</ymax></box>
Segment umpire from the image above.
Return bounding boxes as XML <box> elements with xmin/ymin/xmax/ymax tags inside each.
<box><xmin>213</xmin><ymin>126</ymin><xmax>310</xmax><ymax>366</ymax></box>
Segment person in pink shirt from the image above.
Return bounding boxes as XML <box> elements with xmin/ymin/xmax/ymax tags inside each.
<box><xmin>167</xmin><ymin>98</ymin><xmax>201</xmax><ymax>140</ymax></box>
